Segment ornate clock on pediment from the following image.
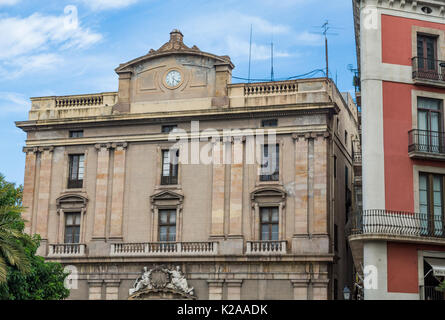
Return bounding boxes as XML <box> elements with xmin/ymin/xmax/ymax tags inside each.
<box><xmin>164</xmin><ymin>69</ymin><xmax>183</xmax><ymax>89</ymax></box>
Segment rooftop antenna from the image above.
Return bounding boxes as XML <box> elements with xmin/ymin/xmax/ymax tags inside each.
<box><xmin>248</xmin><ymin>24</ymin><xmax>253</xmax><ymax>83</ymax></box>
<box><xmin>270</xmin><ymin>41</ymin><xmax>274</xmax><ymax>81</ymax></box>
<box><xmin>311</xmin><ymin>20</ymin><xmax>340</xmax><ymax>80</ymax></box>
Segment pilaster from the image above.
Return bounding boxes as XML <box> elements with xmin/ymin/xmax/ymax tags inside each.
<box><xmin>110</xmin><ymin>142</ymin><xmax>127</xmax><ymax>239</ymax></box>
<box><xmin>35</xmin><ymin>146</ymin><xmax>54</xmax><ymax>241</ymax></box>
<box><xmin>22</xmin><ymin>147</ymin><xmax>38</xmax><ymax>235</ymax></box>
<box><xmin>93</xmin><ymin>143</ymin><xmax>111</xmax><ymax>239</ymax></box>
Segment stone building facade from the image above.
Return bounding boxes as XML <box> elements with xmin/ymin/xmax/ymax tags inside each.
<box><xmin>16</xmin><ymin>30</ymin><xmax>359</xmax><ymax>300</ymax></box>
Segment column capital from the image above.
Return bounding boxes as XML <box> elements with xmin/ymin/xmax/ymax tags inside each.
<box><xmin>23</xmin><ymin>146</ymin><xmax>39</xmax><ymax>154</ymax></box>
<box><xmin>95</xmin><ymin>143</ymin><xmax>112</xmax><ymax>151</ymax></box>
<box><xmin>87</xmin><ymin>279</ymin><xmax>104</xmax><ymax>287</ymax></box>
<box><xmin>207</xmin><ymin>280</ymin><xmax>224</xmax><ymax>286</ymax></box>
<box><xmin>104</xmin><ymin>280</ymin><xmax>121</xmax><ymax>287</ymax></box>
<box><xmin>111</xmin><ymin>142</ymin><xmax>128</xmax><ymax>150</ymax></box>
<box><xmin>291</xmin><ymin>279</ymin><xmax>310</xmax><ymax>288</ymax></box>
<box><xmin>311</xmin><ymin>279</ymin><xmax>330</xmax><ymax>288</ymax></box>
<box><xmin>37</xmin><ymin>146</ymin><xmax>54</xmax><ymax>153</ymax></box>
<box><xmin>226</xmin><ymin>280</ymin><xmax>243</xmax><ymax>287</ymax></box>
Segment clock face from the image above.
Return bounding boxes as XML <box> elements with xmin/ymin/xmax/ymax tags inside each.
<box><xmin>165</xmin><ymin>70</ymin><xmax>182</xmax><ymax>87</ymax></box>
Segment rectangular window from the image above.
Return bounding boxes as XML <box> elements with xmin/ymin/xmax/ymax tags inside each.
<box><xmin>260</xmin><ymin>144</ymin><xmax>279</xmax><ymax>181</ymax></box>
<box><xmin>161</xmin><ymin>125</ymin><xmax>177</xmax><ymax>133</ymax></box>
<box><xmin>68</xmin><ymin>154</ymin><xmax>85</xmax><ymax>189</ymax></box>
<box><xmin>419</xmin><ymin>173</ymin><xmax>444</xmax><ymax>237</ymax></box>
<box><xmin>417</xmin><ymin>34</ymin><xmax>437</xmax><ymax>72</ymax></box>
<box><xmin>261</xmin><ymin>119</ymin><xmax>278</xmax><ymax>127</ymax></box>
<box><xmin>417</xmin><ymin>97</ymin><xmax>442</xmax><ymax>153</ymax></box>
<box><xmin>65</xmin><ymin>212</ymin><xmax>81</xmax><ymax>244</ymax></box>
<box><xmin>158</xmin><ymin>209</ymin><xmax>176</xmax><ymax>242</ymax></box>
<box><xmin>69</xmin><ymin>130</ymin><xmax>83</xmax><ymax>138</ymax></box>
<box><xmin>345</xmin><ymin>130</ymin><xmax>348</xmax><ymax>146</ymax></box>
<box><xmin>260</xmin><ymin>207</ymin><xmax>279</xmax><ymax>240</ymax></box>
<box><xmin>161</xmin><ymin>149</ymin><xmax>179</xmax><ymax>185</ymax></box>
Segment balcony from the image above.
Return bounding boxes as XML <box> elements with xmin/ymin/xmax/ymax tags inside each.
<box><xmin>110</xmin><ymin>241</ymin><xmax>218</xmax><ymax>256</ymax></box>
<box><xmin>245</xmin><ymin>240</ymin><xmax>287</xmax><ymax>255</ymax></box>
<box><xmin>412</xmin><ymin>57</ymin><xmax>445</xmax><ymax>88</ymax></box>
<box><xmin>48</xmin><ymin>244</ymin><xmax>87</xmax><ymax>257</ymax></box>
<box><xmin>408</xmin><ymin>129</ymin><xmax>445</xmax><ymax>161</ymax></box>
<box><xmin>349</xmin><ymin>210</ymin><xmax>445</xmax><ymax>240</ymax></box>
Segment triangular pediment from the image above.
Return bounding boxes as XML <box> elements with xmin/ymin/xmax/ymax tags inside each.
<box><xmin>150</xmin><ymin>190</ymin><xmax>183</xmax><ymax>202</ymax></box>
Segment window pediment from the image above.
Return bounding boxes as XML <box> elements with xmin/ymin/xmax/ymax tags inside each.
<box><xmin>251</xmin><ymin>187</ymin><xmax>286</xmax><ymax>203</ymax></box>
<box><xmin>56</xmin><ymin>193</ymin><xmax>88</xmax><ymax>211</ymax></box>
<box><xmin>150</xmin><ymin>190</ymin><xmax>183</xmax><ymax>204</ymax></box>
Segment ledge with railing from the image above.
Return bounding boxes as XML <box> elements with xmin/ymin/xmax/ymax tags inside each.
<box><xmin>349</xmin><ymin>209</ymin><xmax>445</xmax><ymax>240</ymax></box>
<box><xmin>412</xmin><ymin>57</ymin><xmax>445</xmax><ymax>84</ymax></box>
<box><xmin>48</xmin><ymin>243</ymin><xmax>87</xmax><ymax>257</ymax></box>
<box><xmin>245</xmin><ymin>240</ymin><xmax>287</xmax><ymax>255</ymax></box>
<box><xmin>30</xmin><ymin>92</ymin><xmax>118</xmax><ymax>110</ymax></box>
<box><xmin>408</xmin><ymin>129</ymin><xmax>445</xmax><ymax>159</ymax></box>
<box><xmin>110</xmin><ymin>241</ymin><xmax>218</xmax><ymax>256</ymax></box>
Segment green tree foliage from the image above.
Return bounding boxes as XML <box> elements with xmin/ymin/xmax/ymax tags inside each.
<box><xmin>0</xmin><ymin>235</ymin><xmax>70</xmax><ymax>300</ymax></box>
<box><xmin>0</xmin><ymin>174</ymin><xmax>69</xmax><ymax>300</ymax></box>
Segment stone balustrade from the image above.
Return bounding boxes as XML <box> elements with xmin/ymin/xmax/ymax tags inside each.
<box><xmin>245</xmin><ymin>240</ymin><xmax>287</xmax><ymax>255</ymax></box>
<box><xmin>110</xmin><ymin>241</ymin><xmax>218</xmax><ymax>256</ymax></box>
<box><xmin>29</xmin><ymin>92</ymin><xmax>118</xmax><ymax>120</ymax></box>
<box><xmin>243</xmin><ymin>81</ymin><xmax>298</xmax><ymax>96</ymax></box>
<box><xmin>48</xmin><ymin>243</ymin><xmax>87</xmax><ymax>257</ymax></box>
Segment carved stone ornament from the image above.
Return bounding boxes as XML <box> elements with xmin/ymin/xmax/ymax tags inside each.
<box><xmin>129</xmin><ymin>266</ymin><xmax>195</xmax><ymax>298</ymax></box>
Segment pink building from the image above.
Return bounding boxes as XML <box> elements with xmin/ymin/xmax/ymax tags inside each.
<box><xmin>351</xmin><ymin>0</ymin><xmax>445</xmax><ymax>299</ymax></box>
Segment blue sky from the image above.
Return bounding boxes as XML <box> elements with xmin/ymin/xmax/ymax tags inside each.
<box><xmin>0</xmin><ymin>0</ymin><xmax>356</xmax><ymax>185</ymax></box>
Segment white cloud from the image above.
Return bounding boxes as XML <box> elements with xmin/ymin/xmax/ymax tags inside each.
<box><xmin>0</xmin><ymin>91</ymin><xmax>30</xmax><ymax>114</ymax></box>
<box><xmin>0</xmin><ymin>10</ymin><xmax>102</xmax><ymax>79</ymax></box>
<box><xmin>79</xmin><ymin>0</ymin><xmax>139</xmax><ymax>11</ymax></box>
<box><xmin>179</xmin><ymin>11</ymin><xmax>293</xmax><ymax>61</ymax></box>
<box><xmin>0</xmin><ymin>0</ymin><xmax>20</xmax><ymax>6</ymax></box>
<box><xmin>0</xmin><ymin>13</ymin><xmax>102</xmax><ymax>60</ymax></box>
<box><xmin>1</xmin><ymin>53</ymin><xmax>64</xmax><ymax>79</ymax></box>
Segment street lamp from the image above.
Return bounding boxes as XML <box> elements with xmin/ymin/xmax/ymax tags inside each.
<box><xmin>343</xmin><ymin>286</ymin><xmax>351</xmax><ymax>300</ymax></box>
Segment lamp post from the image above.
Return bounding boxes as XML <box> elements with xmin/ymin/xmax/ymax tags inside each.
<box><xmin>343</xmin><ymin>286</ymin><xmax>351</xmax><ymax>300</ymax></box>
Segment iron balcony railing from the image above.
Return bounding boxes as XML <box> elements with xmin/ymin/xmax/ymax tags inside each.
<box><xmin>422</xmin><ymin>286</ymin><xmax>445</xmax><ymax>301</ymax></box>
<box><xmin>349</xmin><ymin>209</ymin><xmax>445</xmax><ymax>239</ymax></box>
<box><xmin>409</xmin><ymin>129</ymin><xmax>445</xmax><ymax>154</ymax></box>
<box><xmin>412</xmin><ymin>57</ymin><xmax>445</xmax><ymax>82</ymax></box>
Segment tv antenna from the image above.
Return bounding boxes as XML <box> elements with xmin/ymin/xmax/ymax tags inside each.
<box><xmin>248</xmin><ymin>24</ymin><xmax>253</xmax><ymax>83</ymax></box>
<box><xmin>270</xmin><ymin>40</ymin><xmax>274</xmax><ymax>81</ymax></box>
<box><xmin>311</xmin><ymin>20</ymin><xmax>340</xmax><ymax>79</ymax></box>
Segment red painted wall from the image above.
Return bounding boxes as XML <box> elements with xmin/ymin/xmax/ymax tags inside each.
<box><xmin>387</xmin><ymin>242</ymin><xmax>445</xmax><ymax>293</ymax></box>
<box><xmin>382</xmin><ymin>81</ymin><xmax>445</xmax><ymax>212</ymax></box>
<box><xmin>382</xmin><ymin>14</ymin><xmax>445</xmax><ymax>66</ymax></box>
<box><xmin>379</xmin><ymin>13</ymin><xmax>445</xmax><ymax>296</ymax></box>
